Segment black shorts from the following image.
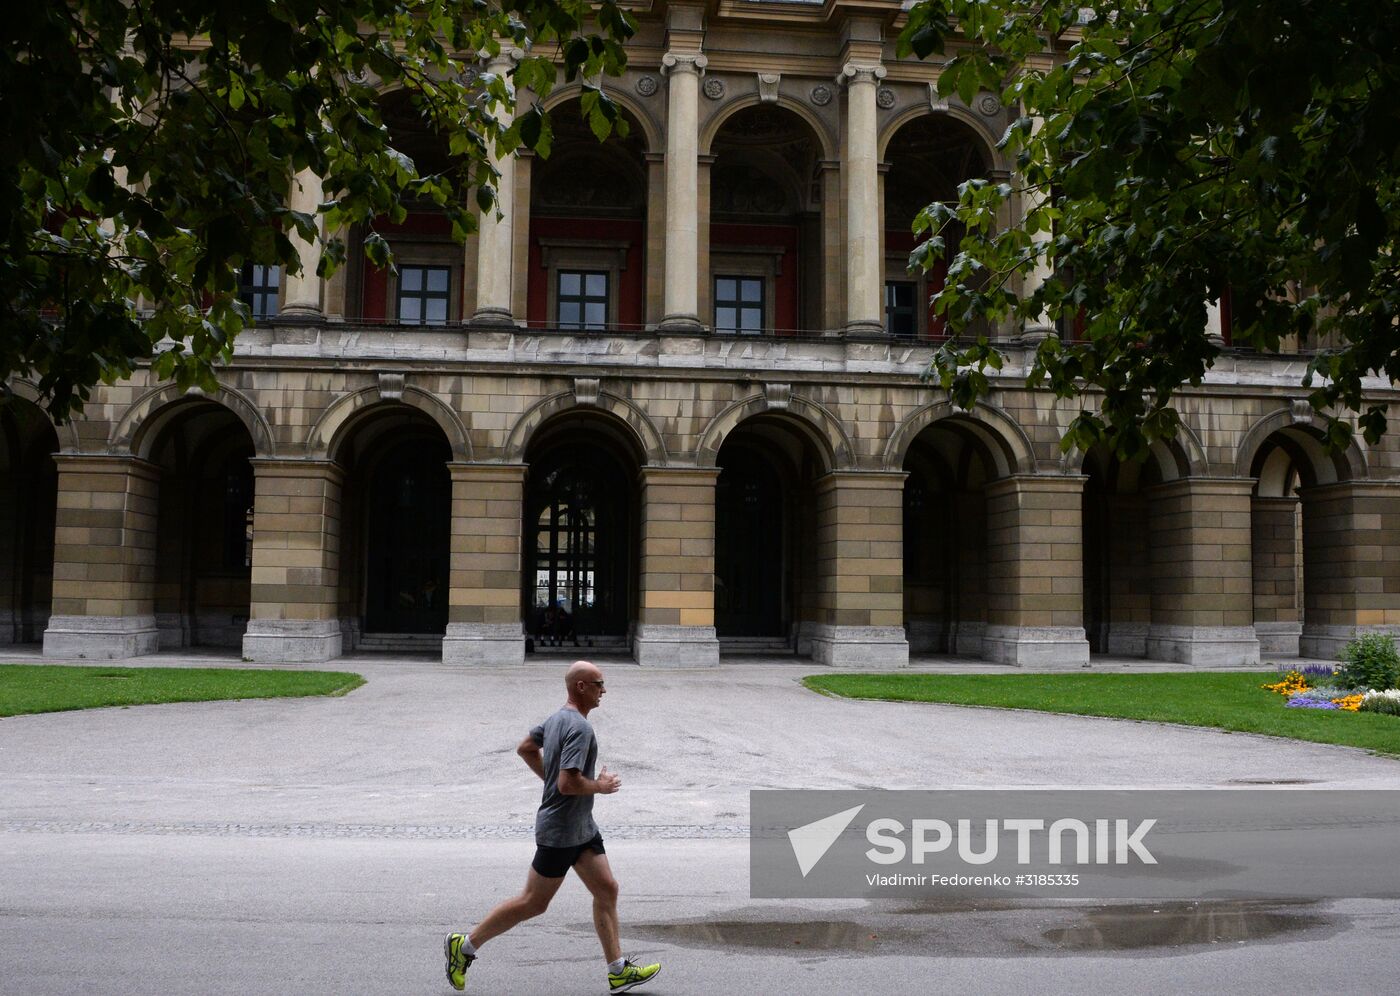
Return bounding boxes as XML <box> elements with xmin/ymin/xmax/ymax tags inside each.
<box><xmin>531</xmin><ymin>832</ymin><xmax>606</xmax><ymax>878</ymax></box>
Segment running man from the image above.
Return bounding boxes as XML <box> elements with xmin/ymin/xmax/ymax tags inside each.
<box><xmin>445</xmin><ymin>660</ymin><xmax>661</xmax><ymax>993</ymax></box>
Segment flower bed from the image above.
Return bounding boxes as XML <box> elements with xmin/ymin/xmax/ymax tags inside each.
<box><xmin>1263</xmin><ymin>635</ymin><xmax>1400</xmax><ymax>716</ymax></box>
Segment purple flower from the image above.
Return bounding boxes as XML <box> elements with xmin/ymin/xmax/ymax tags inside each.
<box><xmin>1286</xmin><ymin>698</ymin><xmax>1338</xmax><ymax>709</ymax></box>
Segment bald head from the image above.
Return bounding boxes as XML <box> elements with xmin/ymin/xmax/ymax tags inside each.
<box><xmin>565</xmin><ymin>659</ymin><xmax>600</xmax><ymax>689</ymax></box>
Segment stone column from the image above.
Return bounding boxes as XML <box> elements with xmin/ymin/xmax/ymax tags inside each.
<box><xmin>810</xmin><ymin>471</ymin><xmax>909</xmax><ymax>667</ymax></box>
<box><xmin>472</xmin><ymin>48</ymin><xmax>523</xmax><ymax>326</ymax></box>
<box><xmin>43</xmin><ymin>455</ymin><xmax>160</xmax><ymax>658</ymax></box>
<box><xmin>280</xmin><ymin>167</ymin><xmax>325</xmax><ymax>317</ymax></box>
<box><xmin>659</xmin><ymin>51</ymin><xmax>707</xmax><ymax>331</ymax></box>
<box><xmin>819</xmin><ymin>159</ymin><xmax>842</xmax><ymax>331</ymax></box>
<box><xmin>982</xmin><ymin>475</ymin><xmax>1091</xmax><ymax>667</ymax></box>
<box><xmin>1251</xmin><ymin>495</ymin><xmax>1302</xmax><ymax>655</ymax></box>
<box><xmin>838</xmin><ymin>62</ymin><xmax>886</xmax><ymax>335</ymax></box>
<box><xmin>1299</xmin><ymin>481</ymin><xmax>1400</xmax><ymax>658</ymax></box>
<box><xmin>644</xmin><ymin>152</ymin><xmax>666</xmax><ymax>325</ymax></box>
<box><xmin>634</xmin><ymin>467</ymin><xmax>720</xmax><ymax>667</ymax></box>
<box><xmin>1144</xmin><ymin>478</ymin><xmax>1259</xmax><ymax>666</ymax></box>
<box><xmin>242</xmin><ymin>459</ymin><xmax>344</xmax><ymax>662</ymax></box>
<box><xmin>442</xmin><ymin>463</ymin><xmax>526</xmax><ymax>665</ymax></box>
<box><xmin>1019</xmin><ymin>116</ymin><xmax>1055</xmax><ymax>341</ymax></box>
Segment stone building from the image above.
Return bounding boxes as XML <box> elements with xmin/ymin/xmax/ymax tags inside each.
<box><xmin>4</xmin><ymin>0</ymin><xmax>1398</xmax><ymax>669</ymax></box>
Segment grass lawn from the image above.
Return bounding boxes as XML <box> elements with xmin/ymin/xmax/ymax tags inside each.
<box><xmin>0</xmin><ymin>664</ymin><xmax>365</xmax><ymax>718</ymax></box>
<box><xmin>803</xmin><ymin>672</ymin><xmax>1400</xmax><ymax>758</ymax></box>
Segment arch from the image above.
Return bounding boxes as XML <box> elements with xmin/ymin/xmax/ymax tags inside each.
<box><xmin>877</xmin><ymin>105</ymin><xmax>1002</xmax><ymax>168</ymax></box>
<box><xmin>696</xmin><ymin>393</ymin><xmax>854</xmax><ymax>472</ymax></box>
<box><xmin>1234</xmin><ymin>405</ymin><xmax>1366</xmax><ymax>485</ymax></box>
<box><xmin>537</xmin><ymin>84</ymin><xmax>663</xmax><ymax>156</ymax></box>
<box><xmin>3</xmin><ymin>380</ymin><xmax>80</xmax><ymax>451</ymax></box>
<box><xmin>504</xmin><ymin>389</ymin><xmax>667</xmax><ymax>465</ymax></box>
<box><xmin>883</xmin><ymin>400</ymin><xmax>1035</xmax><ymax>478</ymax></box>
<box><xmin>1058</xmin><ymin>419</ymin><xmax>1209</xmax><ymax>482</ymax></box>
<box><xmin>111</xmin><ymin>383</ymin><xmax>275</xmax><ymax>458</ymax></box>
<box><xmin>308</xmin><ymin>385</ymin><xmax>471</xmax><ymax>462</ymax></box>
<box><xmin>699</xmin><ymin>94</ymin><xmax>838</xmax><ymax>160</ymax></box>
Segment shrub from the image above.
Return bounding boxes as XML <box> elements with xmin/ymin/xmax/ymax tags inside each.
<box><xmin>1359</xmin><ymin>690</ymin><xmax>1400</xmax><ymax>716</ymax></box>
<box><xmin>1337</xmin><ymin>634</ymin><xmax>1400</xmax><ymax>691</ymax></box>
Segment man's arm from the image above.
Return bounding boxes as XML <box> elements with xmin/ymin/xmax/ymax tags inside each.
<box><xmin>517</xmin><ymin>736</ymin><xmax>545</xmax><ymax>781</ymax></box>
<box><xmin>557</xmin><ymin>765</ymin><xmax>621</xmax><ymax>796</ymax></box>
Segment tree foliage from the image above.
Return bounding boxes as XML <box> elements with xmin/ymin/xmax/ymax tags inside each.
<box><xmin>900</xmin><ymin>0</ymin><xmax>1400</xmax><ymax>458</ymax></box>
<box><xmin>3</xmin><ymin>0</ymin><xmax>633</xmax><ymax>420</ymax></box>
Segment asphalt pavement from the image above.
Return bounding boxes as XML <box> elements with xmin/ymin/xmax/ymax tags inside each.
<box><xmin>2</xmin><ymin>657</ymin><xmax>1399</xmax><ymax>994</ymax></box>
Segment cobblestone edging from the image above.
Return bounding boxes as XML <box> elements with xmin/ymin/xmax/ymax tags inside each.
<box><xmin>0</xmin><ymin>819</ymin><xmax>751</xmax><ymax>840</ymax></box>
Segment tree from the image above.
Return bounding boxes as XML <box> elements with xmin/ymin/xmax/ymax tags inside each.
<box><xmin>900</xmin><ymin>0</ymin><xmax>1400</xmax><ymax>458</ymax></box>
<box><xmin>3</xmin><ymin>0</ymin><xmax>633</xmax><ymax>420</ymax></box>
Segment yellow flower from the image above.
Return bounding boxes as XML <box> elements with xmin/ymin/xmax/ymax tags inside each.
<box><xmin>1333</xmin><ymin>695</ymin><xmax>1364</xmax><ymax>712</ymax></box>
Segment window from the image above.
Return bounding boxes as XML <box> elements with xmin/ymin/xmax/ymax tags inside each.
<box><xmin>714</xmin><ymin>275</ymin><xmax>764</xmax><ymax>334</ymax></box>
<box><xmin>557</xmin><ymin>270</ymin><xmax>609</xmax><ymax>330</ymax></box>
<box><xmin>397</xmin><ymin>265</ymin><xmax>451</xmax><ymax>325</ymax></box>
<box><xmin>222</xmin><ymin>459</ymin><xmax>254</xmax><ymax>571</ymax></box>
<box><xmin>238</xmin><ymin>265</ymin><xmax>280</xmax><ymax>320</ymax></box>
<box><xmin>885</xmin><ymin>281</ymin><xmax>916</xmax><ymax>337</ymax></box>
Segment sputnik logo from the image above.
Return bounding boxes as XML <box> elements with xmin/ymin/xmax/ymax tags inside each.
<box><xmin>787</xmin><ymin>804</ymin><xmax>865</xmax><ymax>877</ymax></box>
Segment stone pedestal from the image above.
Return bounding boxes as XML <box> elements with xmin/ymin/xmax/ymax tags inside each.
<box><xmin>1145</xmin><ymin>478</ymin><xmax>1260</xmax><ymax>666</ymax></box>
<box><xmin>982</xmin><ymin>475</ymin><xmax>1091</xmax><ymax>668</ymax></box>
<box><xmin>636</xmin><ymin>468</ymin><xmax>720</xmax><ymax>666</ymax></box>
<box><xmin>812</xmin><ymin>472</ymin><xmax>909</xmax><ymax>666</ymax></box>
<box><xmin>1299</xmin><ymin>482</ymin><xmax>1400</xmax><ymax>660</ymax></box>
<box><xmin>44</xmin><ymin>455</ymin><xmax>160</xmax><ymax>659</ymax></box>
<box><xmin>633</xmin><ymin>623</ymin><xmax>720</xmax><ymax>667</ymax></box>
<box><xmin>810</xmin><ymin>624</ymin><xmax>910</xmax><ymax>668</ymax></box>
<box><xmin>242</xmin><ymin>459</ymin><xmax>345</xmax><ymax>663</ymax></box>
<box><xmin>446</xmin><ymin>463</ymin><xmax>527</xmax><ymax>664</ymax></box>
<box><xmin>243</xmin><ymin>619</ymin><xmax>343</xmax><ymax>663</ymax></box>
<box><xmin>443</xmin><ymin>622</ymin><xmax>526</xmax><ymax>666</ymax></box>
<box><xmin>43</xmin><ymin>614</ymin><xmax>160</xmax><ymax>660</ymax></box>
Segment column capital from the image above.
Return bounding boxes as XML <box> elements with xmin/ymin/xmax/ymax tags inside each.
<box><xmin>479</xmin><ymin>46</ymin><xmax>525</xmax><ymax>74</ymax></box>
<box><xmin>248</xmin><ymin>457</ymin><xmax>345</xmax><ymax>483</ymax></box>
<box><xmin>661</xmin><ymin>52</ymin><xmax>708</xmax><ymax>76</ymax></box>
<box><xmin>447</xmin><ymin>461</ymin><xmax>528</xmax><ymax>484</ymax></box>
<box><xmin>837</xmin><ymin>62</ymin><xmax>886</xmax><ymax>87</ymax></box>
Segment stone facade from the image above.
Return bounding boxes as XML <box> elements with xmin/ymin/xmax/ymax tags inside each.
<box><xmin>4</xmin><ymin>2</ymin><xmax>1400</xmax><ymax>666</ymax></box>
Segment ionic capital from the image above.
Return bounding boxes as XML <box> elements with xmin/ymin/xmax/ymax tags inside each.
<box><xmin>480</xmin><ymin>46</ymin><xmax>525</xmax><ymax>74</ymax></box>
<box><xmin>661</xmin><ymin>52</ymin><xmax>709</xmax><ymax>77</ymax></box>
<box><xmin>837</xmin><ymin>63</ymin><xmax>887</xmax><ymax>87</ymax></box>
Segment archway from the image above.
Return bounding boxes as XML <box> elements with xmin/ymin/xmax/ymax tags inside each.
<box><xmin>335</xmin><ymin>406</ymin><xmax>452</xmax><ymax>649</ymax></box>
<box><xmin>145</xmin><ymin>399</ymin><xmax>256</xmax><ymax>649</ymax></box>
<box><xmin>708</xmin><ymin>105</ymin><xmax>826</xmax><ymax>335</ymax></box>
<box><xmin>882</xmin><ymin>114</ymin><xmax>994</xmax><ymax>338</ymax></box>
<box><xmin>1080</xmin><ymin>441</ymin><xmax>1192</xmax><ymax>656</ymax></box>
<box><xmin>524</xmin><ymin>414</ymin><xmax>641</xmax><ymax>650</ymax></box>
<box><xmin>713</xmin><ymin>413</ymin><xmax>828</xmax><ymax>650</ymax></box>
<box><xmin>902</xmin><ymin>418</ymin><xmax>1002</xmax><ymax>655</ymax></box>
<box><xmin>527</xmin><ymin>99</ymin><xmax>649</xmax><ymax>330</ymax></box>
<box><xmin>0</xmin><ymin>400</ymin><xmax>59</xmax><ymax>644</ymax></box>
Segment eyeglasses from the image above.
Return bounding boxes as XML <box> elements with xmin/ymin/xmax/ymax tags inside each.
<box><xmin>583</xmin><ymin>680</ymin><xmax>605</xmax><ymax>688</ymax></box>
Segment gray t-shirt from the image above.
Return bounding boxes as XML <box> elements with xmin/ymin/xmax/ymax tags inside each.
<box><xmin>529</xmin><ymin>706</ymin><xmax>599</xmax><ymax>847</ymax></box>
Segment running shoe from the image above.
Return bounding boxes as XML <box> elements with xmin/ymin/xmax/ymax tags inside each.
<box><xmin>607</xmin><ymin>958</ymin><xmax>661</xmax><ymax>993</ymax></box>
<box><xmin>444</xmin><ymin>933</ymin><xmax>475</xmax><ymax>991</ymax></box>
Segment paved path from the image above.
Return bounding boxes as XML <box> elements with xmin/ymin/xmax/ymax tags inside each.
<box><xmin>2</xmin><ymin>658</ymin><xmax>1398</xmax><ymax>994</ymax></box>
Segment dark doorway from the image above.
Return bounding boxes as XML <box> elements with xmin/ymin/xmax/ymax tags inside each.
<box><xmin>525</xmin><ymin>441</ymin><xmax>633</xmax><ymax>640</ymax></box>
<box><xmin>715</xmin><ymin>446</ymin><xmax>784</xmax><ymax>637</ymax></box>
<box><xmin>365</xmin><ymin>438</ymin><xmax>450</xmax><ymax>634</ymax></box>
<box><xmin>1</xmin><ymin>401</ymin><xmax>58</xmax><ymax>644</ymax></box>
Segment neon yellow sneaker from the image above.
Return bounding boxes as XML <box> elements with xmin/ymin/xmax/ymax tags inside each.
<box><xmin>443</xmin><ymin>933</ymin><xmax>474</xmax><ymax>991</ymax></box>
<box><xmin>608</xmin><ymin>958</ymin><xmax>661</xmax><ymax>993</ymax></box>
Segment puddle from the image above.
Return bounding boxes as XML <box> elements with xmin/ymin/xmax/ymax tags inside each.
<box><xmin>629</xmin><ymin>899</ymin><xmax>1331</xmax><ymax>956</ymax></box>
<box><xmin>630</xmin><ymin>919</ymin><xmax>919</xmax><ymax>952</ymax></box>
<box><xmin>1041</xmin><ymin>900</ymin><xmax>1326</xmax><ymax>950</ymax></box>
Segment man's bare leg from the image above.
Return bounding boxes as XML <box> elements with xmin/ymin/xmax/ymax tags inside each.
<box><xmin>573</xmin><ymin>849</ymin><xmax>622</xmax><ymax>963</ymax></box>
<box><xmin>468</xmin><ymin>867</ymin><xmax>566</xmax><ymax>949</ymax></box>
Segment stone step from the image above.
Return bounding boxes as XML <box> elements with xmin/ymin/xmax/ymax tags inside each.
<box><xmin>355</xmin><ymin>633</ymin><xmax>444</xmax><ymax>655</ymax></box>
<box><xmin>718</xmin><ymin>637</ymin><xmax>794</xmax><ymax>655</ymax></box>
